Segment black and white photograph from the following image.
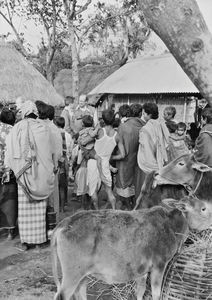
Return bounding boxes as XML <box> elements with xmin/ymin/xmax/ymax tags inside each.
<box><xmin>0</xmin><ymin>0</ymin><xmax>212</xmax><ymax>299</ymax></box>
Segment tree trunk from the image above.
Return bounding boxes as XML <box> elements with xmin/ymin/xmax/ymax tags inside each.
<box><xmin>46</xmin><ymin>47</ymin><xmax>55</xmax><ymax>84</ymax></box>
<box><xmin>67</xmin><ymin>18</ymin><xmax>79</xmax><ymax>104</ymax></box>
<box><xmin>12</xmin><ymin>25</ymin><xmax>28</xmax><ymax>58</ymax></box>
<box><xmin>46</xmin><ymin>64</ymin><xmax>54</xmax><ymax>84</ymax></box>
<box><xmin>138</xmin><ymin>0</ymin><xmax>212</xmax><ymax>106</ymax></box>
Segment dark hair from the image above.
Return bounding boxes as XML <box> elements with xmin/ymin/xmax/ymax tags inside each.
<box><xmin>163</xmin><ymin>106</ymin><xmax>176</xmax><ymax>121</ymax></box>
<box><xmin>82</xmin><ymin>115</ymin><xmax>93</xmax><ymax>127</ymax></box>
<box><xmin>26</xmin><ymin>113</ymin><xmax>37</xmax><ymax>119</ymax></box>
<box><xmin>55</xmin><ymin>116</ymin><xmax>65</xmax><ymax>128</ymax></box>
<box><xmin>110</xmin><ymin>103</ymin><xmax>115</xmax><ymax>110</ymax></box>
<box><xmin>102</xmin><ymin>109</ymin><xmax>115</xmax><ymax>125</ymax></box>
<box><xmin>35</xmin><ymin>100</ymin><xmax>49</xmax><ymax>119</ymax></box>
<box><xmin>201</xmin><ymin>107</ymin><xmax>212</xmax><ymax>124</ymax></box>
<box><xmin>73</xmin><ymin>132</ymin><xmax>79</xmax><ymax>141</ymax></box>
<box><xmin>65</xmin><ymin>96</ymin><xmax>74</xmax><ymax>104</ymax></box>
<box><xmin>166</xmin><ymin>120</ymin><xmax>178</xmax><ymax>133</ymax></box>
<box><xmin>130</xmin><ymin>103</ymin><xmax>142</xmax><ymax>117</ymax></box>
<box><xmin>0</xmin><ymin>103</ymin><xmax>4</xmax><ymax>111</ymax></box>
<box><xmin>119</xmin><ymin>104</ymin><xmax>132</xmax><ymax>118</ymax></box>
<box><xmin>177</xmin><ymin>122</ymin><xmax>187</xmax><ymax>131</ymax></box>
<box><xmin>99</xmin><ymin>118</ymin><xmax>105</xmax><ymax>128</ymax></box>
<box><xmin>46</xmin><ymin>105</ymin><xmax>55</xmax><ymax>121</ymax></box>
<box><xmin>112</xmin><ymin>118</ymin><xmax>121</xmax><ymax>128</ymax></box>
<box><xmin>143</xmin><ymin>102</ymin><xmax>159</xmax><ymax>119</ymax></box>
<box><xmin>0</xmin><ymin>108</ymin><xmax>15</xmax><ymax>125</ymax></box>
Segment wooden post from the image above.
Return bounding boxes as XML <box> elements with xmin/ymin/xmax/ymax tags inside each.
<box><xmin>127</xmin><ymin>95</ymin><xmax>130</xmax><ymax>105</ymax></box>
<box><xmin>183</xmin><ymin>97</ymin><xmax>187</xmax><ymax>122</ymax></box>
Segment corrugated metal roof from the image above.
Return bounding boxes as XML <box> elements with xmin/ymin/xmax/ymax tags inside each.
<box><xmin>88</xmin><ymin>54</ymin><xmax>199</xmax><ymax>96</ymax></box>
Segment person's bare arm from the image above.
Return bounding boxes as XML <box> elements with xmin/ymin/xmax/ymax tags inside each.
<box><xmin>111</xmin><ymin>134</ymin><xmax>125</xmax><ymax>160</ymax></box>
<box><xmin>89</xmin><ymin>125</ymin><xmax>100</xmax><ymax>138</ymax></box>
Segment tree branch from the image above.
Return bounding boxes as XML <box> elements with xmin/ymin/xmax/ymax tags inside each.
<box><xmin>75</xmin><ymin>0</ymin><xmax>91</xmax><ymax>15</ymax></box>
<box><xmin>0</xmin><ymin>8</ymin><xmax>28</xmax><ymax>57</ymax></box>
<box><xmin>76</xmin><ymin>10</ymin><xmax>131</xmax><ymax>44</ymax></box>
<box><xmin>70</xmin><ymin>0</ymin><xmax>77</xmax><ymax>19</ymax></box>
<box><xmin>0</xmin><ymin>10</ymin><xmax>12</xmax><ymax>26</ymax></box>
<box><xmin>51</xmin><ymin>0</ymin><xmax>57</xmax><ymax>46</ymax></box>
<box><xmin>5</xmin><ymin>0</ymin><xmax>12</xmax><ymax>22</ymax></box>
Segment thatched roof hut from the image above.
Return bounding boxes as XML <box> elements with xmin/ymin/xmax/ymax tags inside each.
<box><xmin>54</xmin><ymin>64</ymin><xmax>120</xmax><ymax>99</ymax></box>
<box><xmin>0</xmin><ymin>42</ymin><xmax>64</xmax><ymax>106</ymax></box>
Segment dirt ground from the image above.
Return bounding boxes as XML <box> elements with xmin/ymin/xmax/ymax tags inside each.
<box><xmin>0</xmin><ymin>185</ymin><xmax>79</xmax><ymax>300</ymax></box>
<box><xmin>0</xmin><ymin>244</ymin><xmax>54</xmax><ymax>300</ymax></box>
<box><xmin>0</xmin><ymin>186</ymin><xmax>126</xmax><ymax>300</ymax></box>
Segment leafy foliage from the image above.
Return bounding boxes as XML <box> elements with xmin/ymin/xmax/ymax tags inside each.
<box><xmin>34</xmin><ymin>42</ymin><xmax>72</xmax><ymax>78</ymax></box>
<box><xmin>0</xmin><ymin>0</ymin><xmax>152</xmax><ymax>89</ymax></box>
<box><xmin>79</xmin><ymin>1</ymin><xmax>150</xmax><ymax>62</ymax></box>
<box><xmin>0</xmin><ymin>0</ymin><xmax>28</xmax><ymax>56</ymax></box>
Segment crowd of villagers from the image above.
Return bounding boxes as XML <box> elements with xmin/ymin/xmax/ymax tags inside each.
<box><xmin>0</xmin><ymin>94</ymin><xmax>211</xmax><ymax>251</ymax></box>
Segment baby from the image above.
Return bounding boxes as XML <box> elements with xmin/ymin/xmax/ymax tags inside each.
<box><xmin>168</xmin><ymin>122</ymin><xmax>191</xmax><ymax>161</ymax></box>
<box><xmin>77</xmin><ymin>115</ymin><xmax>99</xmax><ymax>164</ymax></box>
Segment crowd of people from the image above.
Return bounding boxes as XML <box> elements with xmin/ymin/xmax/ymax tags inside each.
<box><xmin>0</xmin><ymin>94</ymin><xmax>212</xmax><ymax>251</ymax></box>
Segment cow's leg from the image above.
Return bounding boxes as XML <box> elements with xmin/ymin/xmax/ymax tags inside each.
<box><xmin>135</xmin><ymin>274</ymin><xmax>148</xmax><ymax>300</ymax></box>
<box><xmin>74</xmin><ymin>278</ymin><xmax>88</xmax><ymax>300</ymax></box>
<box><xmin>55</xmin><ymin>279</ymin><xmax>80</xmax><ymax>300</ymax></box>
<box><xmin>55</xmin><ymin>272</ymin><xmax>88</xmax><ymax>300</ymax></box>
<box><xmin>150</xmin><ymin>264</ymin><xmax>167</xmax><ymax>300</ymax></box>
<box><xmin>134</xmin><ymin>191</ymin><xmax>143</xmax><ymax>210</ymax></box>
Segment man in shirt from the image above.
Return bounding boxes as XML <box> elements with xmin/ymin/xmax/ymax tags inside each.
<box><xmin>74</xmin><ymin>94</ymin><xmax>94</xmax><ymax>134</ymax></box>
<box><xmin>61</xmin><ymin>96</ymin><xmax>75</xmax><ymax>136</ymax></box>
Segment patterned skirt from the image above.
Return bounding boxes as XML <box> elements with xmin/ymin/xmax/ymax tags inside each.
<box><xmin>18</xmin><ymin>185</ymin><xmax>47</xmax><ymax>244</ymax></box>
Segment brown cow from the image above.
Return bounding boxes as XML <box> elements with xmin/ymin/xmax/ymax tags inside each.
<box><xmin>135</xmin><ymin>154</ymin><xmax>212</xmax><ymax>209</ymax></box>
<box><xmin>155</xmin><ymin>154</ymin><xmax>212</xmax><ymax>195</ymax></box>
<box><xmin>51</xmin><ymin>196</ymin><xmax>212</xmax><ymax>300</ymax></box>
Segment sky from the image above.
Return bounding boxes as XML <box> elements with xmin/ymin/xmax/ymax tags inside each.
<box><xmin>0</xmin><ymin>0</ymin><xmax>212</xmax><ymax>53</ymax></box>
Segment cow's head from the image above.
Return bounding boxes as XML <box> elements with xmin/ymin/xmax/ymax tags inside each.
<box><xmin>163</xmin><ymin>196</ymin><xmax>212</xmax><ymax>231</ymax></box>
<box><xmin>154</xmin><ymin>154</ymin><xmax>212</xmax><ymax>188</ymax></box>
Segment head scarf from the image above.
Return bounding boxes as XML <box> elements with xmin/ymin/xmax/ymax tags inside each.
<box><xmin>15</xmin><ymin>97</ymin><xmax>25</xmax><ymax>110</ymax></box>
<box><xmin>20</xmin><ymin>100</ymin><xmax>38</xmax><ymax>119</ymax></box>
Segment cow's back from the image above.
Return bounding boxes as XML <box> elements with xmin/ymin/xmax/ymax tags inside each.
<box><xmin>53</xmin><ymin>208</ymin><xmax>183</xmax><ymax>278</ymax></box>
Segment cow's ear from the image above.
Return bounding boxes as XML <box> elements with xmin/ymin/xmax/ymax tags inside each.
<box><xmin>192</xmin><ymin>162</ymin><xmax>212</xmax><ymax>172</ymax></box>
<box><xmin>162</xmin><ymin>198</ymin><xmax>187</xmax><ymax>212</ymax></box>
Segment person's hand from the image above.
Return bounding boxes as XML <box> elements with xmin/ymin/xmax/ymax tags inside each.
<box><xmin>2</xmin><ymin>171</ymin><xmax>10</xmax><ymax>184</ymax></box>
<box><xmin>53</xmin><ymin>167</ymin><xmax>58</xmax><ymax>174</ymax></box>
<box><xmin>95</xmin><ymin>122</ymin><xmax>101</xmax><ymax>129</ymax></box>
<box><xmin>109</xmin><ymin>166</ymin><xmax>118</xmax><ymax>174</ymax></box>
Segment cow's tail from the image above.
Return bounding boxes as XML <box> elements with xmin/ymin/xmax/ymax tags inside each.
<box><xmin>51</xmin><ymin>228</ymin><xmax>63</xmax><ymax>300</ymax></box>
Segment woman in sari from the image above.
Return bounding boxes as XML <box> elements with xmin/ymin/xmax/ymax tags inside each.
<box><xmin>4</xmin><ymin>101</ymin><xmax>56</xmax><ymax>250</ymax></box>
<box><xmin>0</xmin><ymin>108</ymin><xmax>18</xmax><ymax>240</ymax></box>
